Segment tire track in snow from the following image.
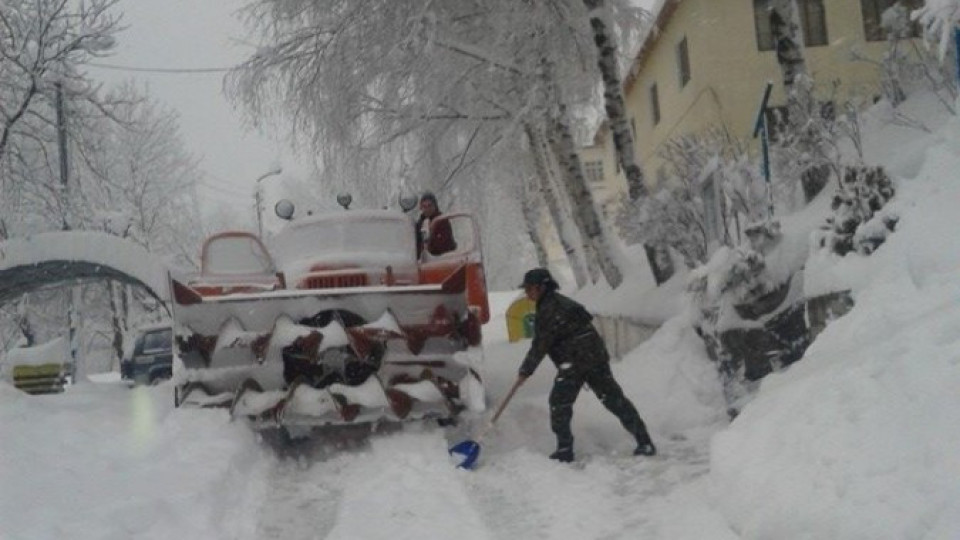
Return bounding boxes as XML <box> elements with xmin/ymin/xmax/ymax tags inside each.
<box><xmin>459</xmin><ymin>436</ymin><xmax>714</xmax><ymax>540</ymax></box>
<box><xmin>255</xmin><ymin>427</ymin><xmax>495</xmax><ymax>540</ymax></box>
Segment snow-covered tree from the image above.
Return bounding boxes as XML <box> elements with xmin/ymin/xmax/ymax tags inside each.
<box><xmin>75</xmin><ymin>83</ymin><xmax>205</xmax><ymax>270</ymax></box>
<box><xmin>0</xmin><ymin>0</ymin><xmax>122</xmax><ymax>233</ymax></box>
<box><xmin>228</xmin><ymin>0</ymin><xmax>644</xmax><ymax>288</ymax></box>
<box><xmin>617</xmin><ymin>129</ymin><xmax>767</xmax><ymax>268</ymax></box>
<box><xmin>851</xmin><ymin>2</ymin><xmax>957</xmax><ymax>116</ymax></box>
<box><xmin>915</xmin><ymin>0</ymin><xmax>960</xmax><ymax>59</ymax></box>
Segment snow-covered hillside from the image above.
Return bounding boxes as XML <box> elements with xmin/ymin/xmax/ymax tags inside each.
<box><xmin>3</xmin><ymin>91</ymin><xmax>960</xmax><ymax>539</ymax></box>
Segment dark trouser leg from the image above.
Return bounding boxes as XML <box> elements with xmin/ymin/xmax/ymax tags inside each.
<box><xmin>584</xmin><ymin>363</ymin><xmax>652</xmax><ymax>445</ymax></box>
<box><xmin>548</xmin><ymin>369</ymin><xmax>584</xmax><ymax>450</ymax></box>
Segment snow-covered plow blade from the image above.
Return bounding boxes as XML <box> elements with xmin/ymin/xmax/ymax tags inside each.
<box><xmin>170</xmin><ymin>271</ymin><xmax>485</xmax><ymax>428</ymax></box>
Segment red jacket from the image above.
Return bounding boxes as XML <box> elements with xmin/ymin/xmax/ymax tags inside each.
<box><xmin>416</xmin><ymin>213</ymin><xmax>456</xmax><ymax>256</ymax></box>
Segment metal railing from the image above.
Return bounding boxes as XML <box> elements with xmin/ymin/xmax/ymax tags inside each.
<box><xmin>592</xmin><ymin>314</ymin><xmax>658</xmax><ymax>361</ymax></box>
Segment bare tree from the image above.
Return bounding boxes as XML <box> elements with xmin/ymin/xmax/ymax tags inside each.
<box><xmin>0</xmin><ymin>0</ymin><xmax>120</xmax><ymax>163</ymax></box>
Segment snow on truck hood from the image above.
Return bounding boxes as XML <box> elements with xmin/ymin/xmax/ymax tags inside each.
<box><xmin>267</xmin><ymin>210</ymin><xmax>417</xmax><ymax>277</ymax></box>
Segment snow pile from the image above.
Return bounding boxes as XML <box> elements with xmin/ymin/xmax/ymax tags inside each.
<box><xmin>575</xmin><ymin>243</ymin><xmax>686</xmax><ymax>324</ymax></box>
<box><xmin>709</xmin><ymin>109</ymin><xmax>960</xmax><ymax>538</ymax></box>
<box><xmin>3</xmin><ymin>337</ymin><xmax>69</xmax><ymax>367</ymax></box>
<box><xmin>615</xmin><ymin>316</ymin><xmax>726</xmax><ymax>434</ymax></box>
<box><xmin>0</xmin><ymin>380</ymin><xmax>271</xmax><ymax>540</ymax></box>
<box><xmin>0</xmin><ymin>231</ymin><xmax>171</xmax><ymax>300</ymax></box>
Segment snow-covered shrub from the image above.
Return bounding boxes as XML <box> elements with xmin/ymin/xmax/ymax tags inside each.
<box><xmin>852</xmin><ymin>2</ymin><xmax>957</xmax><ymax>116</ymax></box>
<box><xmin>616</xmin><ymin>128</ymin><xmax>767</xmax><ymax>268</ymax></box>
<box><xmin>686</xmin><ymin>220</ymin><xmax>802</xmax><ymax>415</ymax></box>
<box><xmin>915</xmin><ymin>0</ymin><xmax>960</xmax><ymax>60</ymax></box>
<box><xmin>819</xmin><ymin>165</ymin><xmax>898</xmax><ymax>256</ymax></box>
<box><xmin>769</xmin><ymin>76</ymin><xmax>844</xmax><ymax>207</ymax></box>
<box><xmin>687</xmin><ymin>221</ymin><xmax>784</xmax><ymax>325</ymax></box>
<box><xmin>617</xmin><ymin>187</ymin><xmax>708</xmax><ymax>268</ymax></box>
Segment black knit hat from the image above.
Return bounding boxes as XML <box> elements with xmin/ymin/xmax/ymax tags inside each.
<box><xmin>420</xmin><ymin>191</ymin><xmax>438</xmax><ymax>205</ymax></box>
<box><xmin>519</xmin><ymin>267</ymin><xmax>558</xmax><ymax>289</ymax></box>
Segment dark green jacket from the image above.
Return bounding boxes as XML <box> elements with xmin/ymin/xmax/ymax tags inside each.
<box><xmin>518</xmin><ymin>290</ymin><xmax>609</xmax><ymax>377</ymax></box>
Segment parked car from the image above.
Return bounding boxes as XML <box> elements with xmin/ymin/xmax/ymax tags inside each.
<box><xmin>121</xmin><ymin>325</ymin><xmax>173</xmax><ymax>385</ymax></box>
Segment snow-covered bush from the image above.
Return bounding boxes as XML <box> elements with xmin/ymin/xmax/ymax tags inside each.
<box><xmin>769</xmin><ymin>76</ymin><xmax>845</xmax><ymax>207</ymax></box>
<box><xmin>818</xmin><ymin>165</ymin><xmax>898</xmax><ymax>256</ymax></box>
<box><xmin>687</xmin><ymin>221</ymin><xmax>783</xmax><ymax>324</ymax></box>
<box><xmin>685</xmin><ymin>219</ymin><xmax>803</xmax><ymax>415</ymax></box>
<box><xmin>852</xmin><ymin>2</ymin><xmax>957</xmax><ymax>116</ymax></box>
<box><xmin>616</xmin><ymin>129</ymin><xmax>767</xmax><ymax>268</ymax></box>
<box><xmin>915</xmin><ymin>0</ymin><xmax>960</xmax><ymax>60</ymax></box>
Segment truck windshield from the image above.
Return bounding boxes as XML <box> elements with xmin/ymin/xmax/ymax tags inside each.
<box><xmin>204</xmin><ymin>236</ymin><xmax>274</xmax><ymax>275</ymax></box>
<box><xmin>271</xmin><ymin>217</ymin><xmax>414</xmax><ymax>264</ymax></box>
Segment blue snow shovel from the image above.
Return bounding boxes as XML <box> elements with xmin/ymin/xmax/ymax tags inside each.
<box><xmin>449</xmin><ymin>377</ymin><xmax>524</xmax><ymax>470</ymax></box>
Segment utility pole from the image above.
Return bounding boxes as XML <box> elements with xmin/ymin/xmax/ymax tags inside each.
<box><xmin>55</xmin><ymin>80</ymin><xmax>80</xmax><ymax>382</ymax></box>
<box><xmin>55</xmin><ymin>81</ymin><xmax>70</xmax><ymax>230</ymax></box>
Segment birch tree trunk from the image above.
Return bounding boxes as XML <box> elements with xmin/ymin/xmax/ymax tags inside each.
<box><xmin>525</xmin><ymin>124</ymin><xmax>590</xmax><ymax>288</ymax></box>
<box><xmin>547</xmin><ymin>107</ymin><xmax>624</xmax><ymax>288</ymax></box>
<box><xmin>520</xmin><ymin>175</ymin><xmax>550</xmax><ymax>269</ymax></box>
<box><xmin>583</xmin><ymin>0</ymin><xmax>646</xmax><ymax>200</ymax></box>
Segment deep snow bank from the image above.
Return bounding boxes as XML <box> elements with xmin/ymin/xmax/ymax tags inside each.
<box><xmin>709</xmin><ymin>110</ymin><xmax>960</xmax><ymax>538</ymax></box>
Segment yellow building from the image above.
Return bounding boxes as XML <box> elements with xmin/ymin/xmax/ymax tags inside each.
<box><xmin>582</xmin><ymin>0</ymin><xmax>924</xmax><ymax>199</ymax></box>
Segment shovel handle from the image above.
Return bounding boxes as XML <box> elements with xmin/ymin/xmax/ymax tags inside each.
<box><xmin>471</xmin><ymin>376</ymin><xmax>520</xmax><ymax>439</ymax></box>
<box><xmin>490</xmin><ymin>376</ymin><xmax>524</xmax><ymax>425</ymax></box>
<box><xmin>472</xmin><ymin>377</ymin><xmax>524</xmax><ymax>443</ymax></box>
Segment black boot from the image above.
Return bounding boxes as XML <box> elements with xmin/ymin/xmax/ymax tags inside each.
<box><xmin>633</xmin><ymin>442</ymin><xmax>656</xmax><ymax>456</ymax></box>
<box><xmin>634</xmin><ymin>431</ymin><xmax>656</xmax><ymax>456</ymax></box>
<box><xmin>549</xmin><ymin>447</ymin><xmax>574</xmax><ymax>463</ymax></box>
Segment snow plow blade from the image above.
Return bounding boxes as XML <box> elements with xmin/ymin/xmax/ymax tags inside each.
<box><xmin>170</xmin><ymin>276</ymin><xmax>485</xmax><ymax>428</ymax></box>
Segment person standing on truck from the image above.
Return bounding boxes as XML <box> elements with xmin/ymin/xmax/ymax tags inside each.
<box><xmin>415</xmin><ymin>191</ymin><xmax>456</xmax><ymax>257</ymax></box>
<box><xmin>515</xmin><ymin>267</ymin><xmax>656</xmax><ymax>463</ymax></box>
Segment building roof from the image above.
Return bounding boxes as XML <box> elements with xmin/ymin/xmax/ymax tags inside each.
<box><xmin>623</xmin><ymin>0</ymin><xmax>681</xmax><ymax>95</ymax></box>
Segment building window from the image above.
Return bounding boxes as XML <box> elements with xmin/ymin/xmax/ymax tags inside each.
<box><xmin>583</xmin><ymin>160</ymin><xmax>604</xmax><ymax>184</ymax></box>
<box><xmin>861</xmin><ymin>0</ymin><xmax>923</xmax><ymax>41</ymax></box>
<box><xmin>677</xmin><ymin>37</ymin><xmax>691</xmax><ymax>88</ymax></box>
<box><xmin>650</xmin><ymin>83</ymin><xmax>661</xmax><ymax>126</ymax></box>
<box><xmin>754</xmin><ymin>0</ymin><xmax>828</xmax><ymax>51</ymax></box>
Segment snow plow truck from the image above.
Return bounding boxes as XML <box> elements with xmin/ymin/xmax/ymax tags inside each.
<box><xmin>169</xmin><ymin>198</ymin><xmax>489</xmax><ymax>429</ymax></box>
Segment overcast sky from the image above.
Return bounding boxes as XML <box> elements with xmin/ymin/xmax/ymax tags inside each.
<box><xmin>87</xmin><ymin>0</ymin><xmax>308</xmax><ymax>215</ymax></box>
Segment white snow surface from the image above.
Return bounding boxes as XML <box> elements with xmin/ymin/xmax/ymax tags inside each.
<box><xmin>3</xmin><ymin>93</ymin><xmax>960</xmax><ymax>538</ymax></box>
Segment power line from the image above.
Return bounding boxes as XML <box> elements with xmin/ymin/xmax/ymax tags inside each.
<box><xmin>84</xmin><ymin>61</ymin><xmax>240</xmax><ymax>74</ymax></box>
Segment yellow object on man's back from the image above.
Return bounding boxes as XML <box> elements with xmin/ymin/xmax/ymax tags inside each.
<box><xmin>505</xmin><ymin>296</ymin><xmax>536</xmax><ymax>342</ymax></box>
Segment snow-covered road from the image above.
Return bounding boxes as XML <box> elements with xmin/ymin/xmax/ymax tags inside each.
<box><xmin>245</xmin><ymin>292</ymin><xmax>732</xmax><ymax>540</ymax></box>
<box><xmin>0</xmin><ymin>290</ymin><xmax>734</xmax><ymax>540</ymax></box>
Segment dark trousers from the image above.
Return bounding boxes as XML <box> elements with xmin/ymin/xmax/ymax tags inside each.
<box><xmin>548</xmin><ymin>362</ymin><xmax>650</xmax><ymax>449</ymax></box>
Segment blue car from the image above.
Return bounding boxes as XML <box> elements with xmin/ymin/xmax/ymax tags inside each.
<box><xmin>121</xmin><ymin>326</ymin><xmax>173</xmax><ymax>385</ymax></box>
